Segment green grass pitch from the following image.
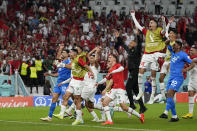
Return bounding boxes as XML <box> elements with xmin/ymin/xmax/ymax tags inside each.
<box><xmin>0</xmin><ymin>103</ymin><xmax>196</xmax><ymax>131</ymax></box>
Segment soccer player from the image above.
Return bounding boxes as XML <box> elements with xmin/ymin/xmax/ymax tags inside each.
<box><xmin>97</xmin><ymin>54</ymin><xmax>144</xmax><ymax>125</ymax></box>
<box><xmin>40</xmin><ymin>44</ymin><xmax>71</xmax><ymax>121</ymax></box>
<box><xmin>159</xmin><ymin>28</ymin><xmax>177</xmax><ymax>102</ymax></box>
<box><xmin>130</xmin><ymin>10</ymin><xmax>167</xmax><ymax>104</ymax></box>
<box><xmin>182</xmin><ymin>45</ymin><xmax>197</xmax><ymax>119</ymax></box>
<box><xmin>58</xmin><ymin>47</ymin><xmax>94</xmax><ymax>125</ymax></box>
<box><xmin>93</xmin><ymin>61</ymin><xmax>116</xmax><ymax>122</ymax></box>
<box><xmin>81</xmin><ymin>46</ymin><xmax>101</xmax><ymax>122</ymax></box>
<box><xmin>159</xmin><ymin>41</ymin><xmax>195</xmax><ymax>122</ymax></box>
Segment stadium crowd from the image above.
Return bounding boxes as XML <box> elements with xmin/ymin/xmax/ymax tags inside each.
<box><xmin>0</xmin><ymin>0</ymin><xmax>197</xmax><ymax>93</ymax></box>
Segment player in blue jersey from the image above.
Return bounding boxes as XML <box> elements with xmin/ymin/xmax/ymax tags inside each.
<box><xmin>159</xmin><ymin>40</ymin><xmax>195</xmax><ymax>122</ymax></box>
<box><xmin>40</xmin><ymin>44</ymin><xmax>71</xmax><ymax>121</ymax></box>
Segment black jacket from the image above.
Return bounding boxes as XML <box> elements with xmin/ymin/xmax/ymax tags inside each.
<box><xmin>116</xmin><ymin>35</ymin><xmax>142</xmax><ymax>70</ymax></box>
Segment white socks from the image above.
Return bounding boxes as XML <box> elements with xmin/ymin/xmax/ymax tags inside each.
<box><xmin>164</xmin><ymin>110</ymin><xmax>169</xmax><ymax>115</ymax></box>
<box><xmin>160</xmin><ymin>83</ymin><xmax>165</xmax><ymax>98</ymax></box>
<box><xmin>66</xmin><ymin>103</ymin><xmax>75</xmax><ymax>114</ymax></box>
<box><xmin>138</xmin><ymin>74</ymin><xmax>143</xmax><ymax>94</ymax></box>
<box><xmin>90</xmin><ymin>111</ymin><xmax>98</xmax><ymax>119</ymax></box>
<box><xmin>128</xmin><ymin>107</ymin><xmax>141</xmax><ymax>118</ymax></box>
<box><xmin>150</xmin><ymin>78</ymin><xmax>156</xmax><ymax>98</ymax></box>
<box><xmin>104</xmin><ymin>106</ymin><xmax>112</xmax><ymax>122</ymax></box>
<box><xmin>172</xmin><ymin>115</ymin><xmax>178</xmax><ymax>118</ymax></box>
<box><xmin>101</xmin><ymin>110</ymin><xmax>106</xmax><ymax>120</ymax></box>
<box><xmin>60</xmin><ymin>105</ymin><xmax>66</xmax><ymax>116</ymax></box>
<box><xmin>189</xmin><ymin>96</ymin><xmax>194</xmax><ymax>114</ymax></box>
<box><xmin>76</xmin><ymin>110</ymin><xmax>82</xmax><ymax>121</ymax></box>
<box><xmin>113</xmin><ymin>106</ymin><xmax>123</xmax><ymax>112</ymax></box>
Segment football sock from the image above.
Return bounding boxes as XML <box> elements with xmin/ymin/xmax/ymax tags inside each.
<box><xmin>90</xmin><ymin>111</ymin><xmax>98</xmax><ymax>119</ymax></box>
<box><xmin>160</xmin><ymin>83</ymin><xmax>165</xmax><ymax>98</ymax></box>
<box><xmin>128</xmin><ymin>107</ymin><xmax>141</xmax><ymax>118</ymax></box>
<box><xmin>104</xmin><ymin>106</ymin><xmax>112</xmax><ymax>122</ymax></box>
<box><xmin>76</xmin><ymin>110</ymin><xmax>82</xmax><ymax>121</ymax></box>
<box><xmin>60</xmin><ymin>105</ymin><xmax>66</xmax><ymax>116</ymax></box>
<box><xmin>48</xmin><ymin>102</ymin><xmax>56</xmax><ymax>118</ymax></box>
<box><xmin>168</xmin><ymin>97</ymin><xmax>176</xmax><ymax>116</ymax></box>
<box><xmin>113</xmin><ymin>106</ymin><xmax>123</xmax><ymax>112</ymax></box>
<box><xmin>66</xmin><ymin>103</ymin><xmax>75</xmax><ymax>114</ymax></box>
<box><xmin>101</xmin><ymin>110</ymin><xmax>106</xmax><ymax>120</ymax></box>
<box><xmin>189</xmin><ymin>96</ymin><xmax>194</xmax><ymax>114</ymax></box>
<box><xmin>165</xmin><ymin>98</ymin><xmax>171</xmax><ymax>114</ymax></box>
<box><xmin>138</xmin><ymin>74</ymin><xmax>143</xmax><ymax>94</ymax></box>
<box><xmin>150</xmin><ymin>78</ymin><xmax>156</xmax><ymax>98</ymax></box>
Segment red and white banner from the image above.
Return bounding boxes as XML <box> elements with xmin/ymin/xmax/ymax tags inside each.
<box><xmin>176</xmin><ymin>93</ymin><xmax>197</xmax><ymax>103</ymax></box>
<box><xmin>0</xmin><ymin>96</ymin><xmax>33</xmax><ymax>108</ymax></box>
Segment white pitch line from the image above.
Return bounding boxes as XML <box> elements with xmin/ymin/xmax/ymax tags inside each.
<box><xmin>0</xmin><ymin>120</ymin><xmax>160</xmax><ymax>131</ymax></box>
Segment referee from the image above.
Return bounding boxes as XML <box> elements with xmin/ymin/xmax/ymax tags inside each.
<box><xmin>114</xmin><ymin>29</ymin><xmax>147</xmax><ymax>113</ymax></box>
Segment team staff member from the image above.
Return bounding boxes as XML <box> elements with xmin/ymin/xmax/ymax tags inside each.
<box><xmin>114</xmin><ymin>29</ymin><xmax>147</xmax><ymax>113</ymax></box>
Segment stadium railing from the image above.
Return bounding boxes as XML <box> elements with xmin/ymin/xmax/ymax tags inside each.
<box><xmin>15</xmin><ymin>71</ymin><xmax>30</xmax><ymax>96</ymax></box>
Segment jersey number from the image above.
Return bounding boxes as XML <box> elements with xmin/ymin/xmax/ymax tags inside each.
<box><xmin>171</xmin><ymin>80</ymin><xmax>177</xmax><ymax>87</ymax></box>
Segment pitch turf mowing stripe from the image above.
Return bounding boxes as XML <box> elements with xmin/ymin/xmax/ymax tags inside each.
<box><xmin>0</xmin><ymin>120</ymin><xmax>160</xmax><ymax>131</ymax></box>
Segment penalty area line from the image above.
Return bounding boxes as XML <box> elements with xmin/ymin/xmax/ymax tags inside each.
<box><xmin>0</xmin><ymin>120</ymin><xmax>161</xmax><ymax>131</ymax></box>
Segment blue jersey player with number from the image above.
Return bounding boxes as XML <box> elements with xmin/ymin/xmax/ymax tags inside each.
<box><xmin>159</xmin><ymin>40</ymin><xmax>195</xmax><ymax>122</ymax></box>
<box><xmin>40</xmin><ymin>44</ymin><xmax>71</xmax><ymax>121</ymax></box>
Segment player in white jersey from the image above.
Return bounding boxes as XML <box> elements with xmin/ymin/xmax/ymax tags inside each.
<box><xmin>159</xmin><ymin>17</ymin><xmax>176</xmax><ymax>102</ymax></box>
<box><xmin>182</xmin><ymin>45</ymin><xmax>197</xmax><ymax>119</ymax></box>
<box><xmin>81</xmin><ymin>47</ymin><xmax>101</xmax><ymax>122</ymax></box>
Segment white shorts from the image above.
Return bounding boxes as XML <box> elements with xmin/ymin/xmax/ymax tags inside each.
<box><xmin>67</xmin><ymin>79</ymin><xmax>84</xmax><ymax>95</ymax></box>
<box><xmin>81</xmin><ymin>85</ymin><xmax>97</xmax><ymax>102</ymax></box>
<box><xmin>139</xmin><ymin>52</ymin><xmax>165</xmax><ymax>71</ymax></box>
<box><xmin>99</xmin><ymin>94</ymin><xmax>117</xmax><ymax>107</ymax></box>
<box><xmin>106</xmin><ymin>88</ymin><xmax>127</xmax><ymax>104</ymax></box>
<box><xmin>188</xmin><ymin>79</ymin><xmax>197</xmax><ymax>92</ymax></box>
<box><xmin>160</xmin><ymin>61</ymin><xmax>170</xmax><ymax>74</ymax></box>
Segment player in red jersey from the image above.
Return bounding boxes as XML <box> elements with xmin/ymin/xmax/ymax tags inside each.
<box><xmin>96</xmin><ymin>54</ymin><xmax>144</xmax><ymax>125</ymax></box>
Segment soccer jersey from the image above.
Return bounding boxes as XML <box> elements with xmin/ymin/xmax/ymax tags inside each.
<box><xmin>188</xmin><ymin>57</ymin><xmax>197</xmax><ymax>81</ymax></box>
<box><xmin>106</xmin><ymin>64</ymin><xmax>125</xmax><ymax>90</ymax></box>
<box><xmin>84</xmin><ymin>65</ymin><xmax>100</xmax><ymax>86</ymax></box>
<box><xmin>57</xmin><ymin>59</ymin><xmax>71</xmax><ymax>84</ymax></box>
<box><xmin>143</xmin><ymin>27</ymin><xmax>166</xmax><ymax>53</ymax></box>
<box><xmin>168</xmin><ymin>45</ymin><xmax>192</xmax><ymax>78</ymax></box>
<box><xmin>165</xmin><ymin>41</ymin><xmax>175</xmax><ymax>61</ymax></box>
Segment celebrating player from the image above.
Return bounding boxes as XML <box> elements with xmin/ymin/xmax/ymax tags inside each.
<box><xmin>97</xmin><ymin>54</ymin><xmax>144</xmax><ymax>125</ymax></box>
<box><xmin>81</xmin><ymin>47</ymin><xmax>101</xmax><ymax>122</ymax></box>
<box><xmin>40</xmin><ymin>44</ymin><xmax>71</xmax><ymax>121</ymax></box>
<box><xmin>130</xmin><ymin>10</ymin><xmax>167</xmax><ymax>104</ymax></box>
<box><xmin>182</xmin><ymin>45</ymin><xmax>197</xmax><ymax>119</ymax></box>
<box><xmin>159</xmin><ymin>41</ymin><xmax>195</xmax><ymax>122</ymax></box>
